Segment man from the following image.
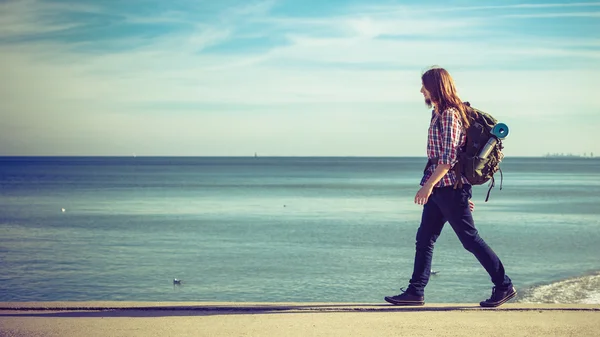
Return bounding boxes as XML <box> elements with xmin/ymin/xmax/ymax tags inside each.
<box><xmin>385</xmin><ymin>67</ymin><xmax>516</xmax><ymax>307</ymax></box>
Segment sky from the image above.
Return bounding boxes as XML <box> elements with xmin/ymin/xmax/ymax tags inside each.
<box><xmin>1</xmin><ymin>0</ymin><xmax>599</xmax><ymax>157</ymax></box>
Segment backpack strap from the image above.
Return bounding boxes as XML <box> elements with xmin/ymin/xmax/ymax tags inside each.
<box><xmin>485</xmin><ymin>176</ymin><xmax>495</xmax><ymax>202</ymax></box>
<box><xmin>499</xmin><ymin>167</ymin><xmax>503</xmax><ymax>191</ymax></box>
<box><xmin>452</xmin><ymin>162</ymin><xmax>463</xmax><ymax>190</ymax></box>
<box><xmin>484</xmin><ymin>167</ymin><xmax>503</xmax><ymax>202</ymax></box>
<box><xmin>423</xmin><ymin>157</ymin><xmax>437</xmax><ymax>174</ymax></box>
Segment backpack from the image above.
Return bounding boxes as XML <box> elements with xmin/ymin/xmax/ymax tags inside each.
<box><xmin>452</xmin><ymin>102</ymin><xmax>504</xmax><ymax>201</ymax></box>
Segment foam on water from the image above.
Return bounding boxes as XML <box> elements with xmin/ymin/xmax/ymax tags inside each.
<box><xmin>518</xmin><ymin>272</ymin><xmax>600</xmax><ymax>304</ymax></box>
<box><xmin>581</xmin><ymin>291</ymin><xmax>600</xmax><ymax>304</ymax></box>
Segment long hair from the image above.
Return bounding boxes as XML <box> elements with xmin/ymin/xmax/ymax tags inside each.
<box><xmin>421</xmin><ymin>67</ymin><xmax>471</xmax><ymax>129</ymax></box>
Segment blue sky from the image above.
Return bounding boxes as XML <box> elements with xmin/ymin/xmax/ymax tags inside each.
<box><xmin>1</xmin><ymin>0</ymin><xmax>599</xmax><ymax>156</ymax></box>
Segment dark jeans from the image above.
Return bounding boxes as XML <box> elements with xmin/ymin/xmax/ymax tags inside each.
<box><xmin>407</xmin><ymin>185</ymin><xmax>512</xmax><ymax>296</ymax></box>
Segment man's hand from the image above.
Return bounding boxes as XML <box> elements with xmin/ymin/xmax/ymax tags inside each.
<box><xmin>415</xmin><ymin>184</ymin><xmax>434</xmax><ymax>205</ymax></box>
<box><xmin>469</xmin><ymin>200</ymin><xmax>475</xmax><ymax>212</ymax></box>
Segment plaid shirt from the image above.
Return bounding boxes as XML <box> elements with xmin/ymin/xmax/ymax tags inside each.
<box><xmin>420</xmin><ymin>107</ymin><xmax>469</xmax><ymax>188</ymax></box>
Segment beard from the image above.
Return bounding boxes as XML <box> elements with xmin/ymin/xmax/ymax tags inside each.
<box><xmin>424</xmin><ymin>97</ymin><xmax>433</xmax><ymax>109</ymax></box>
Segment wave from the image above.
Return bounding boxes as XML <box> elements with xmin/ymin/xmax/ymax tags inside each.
<box><xmin>517</xmin><ymin>271</ymin><xmax>600</xmax><ymax>304</ymax></box>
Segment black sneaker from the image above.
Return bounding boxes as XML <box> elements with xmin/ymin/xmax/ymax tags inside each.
<box><xmin>384</xmin><ymin>288</ymin><xmax>425</xmax><ymax>306</ymax></box>
<box><xmin>480</xmin><ymin>286</ymin><xmax>517</xmax><ymax>307</ymax></box>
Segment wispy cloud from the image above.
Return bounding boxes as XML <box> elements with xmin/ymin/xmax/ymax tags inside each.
<box><xmin>463</xmin><ymin>2</ymin><xmax>600</xmax><ymax>9</ymax></box>
<box><xmin>353</xmin><ymin>2</ymin><xmax>600</xmax><ymax>15</ymax></box>
<box><xmin>0</xmin><ymin>0</ymin><xmax>99</xmax><ymax>38</ymax></box>
<box><xmin>1</xmin><ymin>0</ymin><xmax>599</xmax><ymax>156</ymax></box>
<box><xmin>502</xmin><ymin>11</ymin><xmax>600</xmax><ymax>18</ymax></box>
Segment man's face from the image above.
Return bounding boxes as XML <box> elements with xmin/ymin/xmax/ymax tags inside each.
<box><xmin>420</xmin><ymin>84</ymin><xmax>432</xmax><ymax>107</ymax></box>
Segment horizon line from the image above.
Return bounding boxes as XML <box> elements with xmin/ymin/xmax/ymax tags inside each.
<box><xmin>0</xmin><ymin>155</ymin><xmax>595</xmax><ymax>158</ymax></box>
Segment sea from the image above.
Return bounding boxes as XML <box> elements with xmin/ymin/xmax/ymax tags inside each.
<box><xmin>1</xmin><ymin>156</ymin><xmax>599</xmax><ymax>304</ymax></box>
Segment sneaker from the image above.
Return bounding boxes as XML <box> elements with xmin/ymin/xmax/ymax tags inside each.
<box><xmin>384</xmin><ymin>288</ymin><xmax>425</xmax><ymax>306</ymax></box>
<box><xmin>480</xmin><ymin>286</ymin><xmax>517</xmax><ymax>307</ymax></box>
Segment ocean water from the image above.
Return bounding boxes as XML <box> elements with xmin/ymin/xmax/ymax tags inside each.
<box><xmin>1</xmin><ymin>156</ymin><xmax>599</xmax><ymax>304</ymax></box>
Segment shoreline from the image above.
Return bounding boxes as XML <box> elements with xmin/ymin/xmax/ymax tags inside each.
<box><xmin>2</xmin><ymin>302</ymin><xmax>599</xmax><ymax>337</ymax></box>
<box><xmin>1</xmin><ymin>301</ymin><xmax>599</xmax><ymax>311</ymax></box>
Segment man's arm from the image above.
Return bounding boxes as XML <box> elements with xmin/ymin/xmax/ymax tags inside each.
<box><xmin>415</xmin><ymin>108</ymin><xmax>462</xmax><ymax>205</ymax></box>
<box><xmin>423</xmin><ymin>163</ymin><xmax>451</xmax><ymax>188</ymax></box>
<box><xmin>415</xmin><ymin>164</ymin><xmax>450</xmax><ymax>205</ymax></box>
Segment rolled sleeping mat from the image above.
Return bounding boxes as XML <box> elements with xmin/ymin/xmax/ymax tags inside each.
<box><xmin>491</xmin><ymin>123</ymin><xmax>509</xmax><ymax>139</ymax></box>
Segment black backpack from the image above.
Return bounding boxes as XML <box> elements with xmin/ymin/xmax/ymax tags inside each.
<box><xmin>452</xmin><ymin>102</ymin><xmax>504</xmax><ymax>201</ymax></box>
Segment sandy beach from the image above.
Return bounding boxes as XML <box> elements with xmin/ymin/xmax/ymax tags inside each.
<box><xmin>1</xmin><ymin>302</ymin><xmax>599</xmax><ymax>337</ymax></box>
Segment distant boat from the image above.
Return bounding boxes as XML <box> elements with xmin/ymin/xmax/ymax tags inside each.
<box><xmin>254</xmin><ymin>152</ymin><xmax>258</xmax><ymax>158</ymax></box>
